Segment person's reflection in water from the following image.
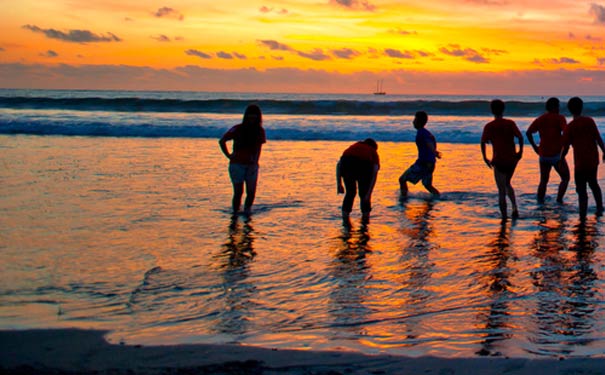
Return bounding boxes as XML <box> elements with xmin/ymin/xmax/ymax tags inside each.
<box><xmin>328</xmin><ymin>218</ymin><xmax>372</xmax><ymax>339</ymax></box>
<box><xmin>215</xmin><ymin>215</ymin><xmax>257</xmax><ymax>336</ymax></box>
<box><xmin>399</xmin><ymin>200</ymin><xmax>435</xmax><ymax>341</ymax></box>
<box><xmin>559</xmin><ymin>221</ymin><xmax>599</xmax><ymax>350</ymax></box>
<box><xmin>529</xmin><ymin>208</ymin><xmax>570</xmax><ymax>356</ymax></box>
<box><xmin>476</xmin><ymin>222</ymin><xmax>514</xmax><ymax>356</ymax></box>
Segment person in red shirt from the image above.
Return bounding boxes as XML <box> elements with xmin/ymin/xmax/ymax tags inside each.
<box><xmin>561</xmin><ymin>97</ymin><xmax>605</xmax><ymax>220</ymax></box>
<box><xmin>336</xmin><ymin>138</ymin><xmax>380</xmax><ymax>221</ymax></box>
<box><xmin>219</xmin><ymin>104</ymin><xmax>266</xmax><ymax>215</ymax></box>
<box><xmin>481</xmin><ymin>99</ymin><xmax>524</xmax><ymax>220</ymax></box>
<box><xmin>526</xmin><ymin>97</ymin><xmax>570</xmax><ymax>203</ymax></box>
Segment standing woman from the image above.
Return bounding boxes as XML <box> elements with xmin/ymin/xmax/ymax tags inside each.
<box><xmin>219</xmin><ymin>104</ymin><xmax>266</xmax><ymax>215</ymax></box>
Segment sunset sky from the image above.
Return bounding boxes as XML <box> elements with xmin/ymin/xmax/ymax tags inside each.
<box><xmin>1</xmin><ymin>0</ymin><xmax>604</xmax><ymax>94</ymax></box>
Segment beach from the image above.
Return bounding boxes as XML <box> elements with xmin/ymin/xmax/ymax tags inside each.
<box><xmin>2</xmin><ymin>134</ymin><xmax>605</xmax><ymax>360</ymax></box>
<box><xmin>2</xmin><ymin>91</ymin><xmax>605</xmax><ymax>372</ymax></box>
<box><xmin>3</xmin><ymin>328</ymin><xmax>605</xmax><ymax>374</ymax></box>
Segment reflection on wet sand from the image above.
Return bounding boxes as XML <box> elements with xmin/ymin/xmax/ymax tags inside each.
<box><xmin>476</xmin><ymin>222</ymin><xmax>515</xmax><ymax>356</ymax></box>
<box><xmin>561</xmin><ymin>222</ymin><xmax>599</xmax><ymax>349</ymax></box>
<box><xmin>214</xmin><ymin>216</ymin><xmax>257</xmax><ymax>336</ymax></box>
<box><xmin>399</xmin><ymin>200</ymin><xmax>436</xmax><ymax>342</ymax></box>
<box><xmin>529</xmin><ymin>210</ymin><xmax>600</xmax><ymax>356</ymax></box>
<box><xmin>328</xmin><ymin>218</ymin><xmax>372</xmax><ymax>338</ymax></box>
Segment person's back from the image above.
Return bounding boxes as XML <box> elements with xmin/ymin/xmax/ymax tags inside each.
<box><xmin>564</xmin><ymin>116</ymin><xmax>601</xmax><ymax>172</ymax></box>
<box><xmin>561</xmin><ymin>96</ymin><xmax>605</xmax><ymax>219</ymax></box>
<box><xmin>482</xmin><ymin>117</ymin><xmax>520</xmax><ymax>170</ymax></box>
<box><xmin>528</xmin><ymin>112</ymin><xmax>566</xmax><ymax>157</ymax></box>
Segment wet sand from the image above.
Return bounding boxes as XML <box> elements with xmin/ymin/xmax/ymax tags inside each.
<box><xmin>1</xmin><ymin>329</ymin><xmax>604</xmax><ymax>375</ymax></box>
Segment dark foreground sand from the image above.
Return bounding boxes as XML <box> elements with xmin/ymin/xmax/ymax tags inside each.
<box><xmin>1</xmin><ymin>329</ymin><xmax>604</xmax><ymax>375</ymax></box>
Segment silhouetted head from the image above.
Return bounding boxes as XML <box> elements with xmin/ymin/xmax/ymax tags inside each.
<box><xmin>490</xmin><ymin>100</ymin><xmax>505</xmax><ymax>117</ymax></box>
<box><xmin>362</xmin><ymin>138</ymin><xmax>378</xmax><ymax>150</ymax></box>
<box><xmin>242</xmin><ymin>104</ymin><xmax>262</xmax><ymax>127</ymax></box>
<box><xmin>413</xmin><ymin>111</ymin><xmax>428</xmax><ymax>129</ymax></box>
<box><xmin>545</xmin><ymin>97</ymin><xmax>560</xmax><ymax>113</ymax></box>
<box><xmin>567</xmin><ymin>97</ymin><xmax>583</xmax><ymax>116</ymax></box>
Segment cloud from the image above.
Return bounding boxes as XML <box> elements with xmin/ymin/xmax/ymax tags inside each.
<box><xmin>330</xmin><ymin>0</ymin><xmax>376</xmax><ymax>11</ymax></box>
<box><xmin>152</xmin><ymin>35</ymin><xmax>171</xmax><ymax>42</ymax></box>
<box><xmin>482</xmin><ymin>48</ymin><xmax>508</xmax><ymax>56</ymax></box>
<box><xmin>465</xmin><ymin>0</ymin><xmax>508</xmax><ymax>5</ymax></box>
<box><xmin>185</xmin><ymin>49</ymin><xmax>212</xmax><ymax>59</ymax></box>
<box><xmin>259</xmin><ymin>40</ymin><xmax>292</xmax><ymax>51</ymax></box>
<box><xmin>259</xmin><ymin>6</ymin><xmax>288</xmax><ymax>14</ymax></box>
<box><xmin>384</xmin><ymin>48</ymin><xmax>415</xmax><ymax>59</ymax></box>
<box><xmin>388</xmin><ymin>28</ymin><xmax>418</xmax><ymax>36</ymax></box>
<box><xmin>0</xmin><ymin>47</ymin><xmax>4</xmax><ymax>52</ymax></box>
<box><xmin>598</xmin><ymin>57</ymin><xmax>605</xmax><ymax>65</ymax></box>
<box><xmin>439</xmin><ymin>45</ymin><xmax>489</xmax><ymax>63</ymax></box>
<box><xmin>332</xmin><ymin>48</ymin><xmax>361</xmax><ymax>59</ymax></box>
<box><xmin>233</xmin><ymin>52</ymin><xmax>247</xmax><ymax>60</ymax></box>
<box><xmin>533</xmin><ymin>57</ymin><xmax>580</xmax><ymax>65</ymax></box>
<box><xmin>41</xmin><ymin>50</ymin><xmax>58</xmax><ymax>58</ymax></box>
<box><xmin>297</xmin><ymin>49</ymin><xmax>331</xmax><ymax>61</ymax></box>
<box><xmin>217</xmin><ymin>51</ymin><xmax>233</xmax><ymax>59</ymax></box>
<box><xmin>153</xmin><ymin>7</ymin><xmax>184</xmax><ymax>21</ymax></box>
<box><xmin>22</xmin><ymin>25</ymin><xmax>122</xmax><ymax>43</ymax></box>
<box><xmin>590</xmin><ymin>3</ymin><xmax>605</xmax><ymax>24</ymax></box>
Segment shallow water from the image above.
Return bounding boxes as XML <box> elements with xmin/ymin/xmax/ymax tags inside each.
<box><xmin>1</xmin><ymin>135</ymin><xmax>605</xmax><ymax>358</ymax></box>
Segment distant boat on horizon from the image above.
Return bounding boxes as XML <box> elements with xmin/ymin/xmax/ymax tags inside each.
<box><xmin>373</xmin><ymin>80</ymin><xmax>386</xmax><ymax>95</ymax></box>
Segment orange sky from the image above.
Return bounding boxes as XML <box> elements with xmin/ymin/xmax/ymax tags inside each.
<box><xmin>1</xmin><ymin>0</ymin><xmax>604</xmax><ymax>94</ymax></box>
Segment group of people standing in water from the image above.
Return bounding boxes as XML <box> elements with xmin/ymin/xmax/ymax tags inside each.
<box><xmin>219</xmin><ymin>97</ymin><xmax>604</xmax><ymax>222</ymax></box>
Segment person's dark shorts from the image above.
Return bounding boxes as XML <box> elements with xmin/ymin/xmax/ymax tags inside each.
<box><xmin>400</xmin><ymin>161</ymin><xmax>435</xmax><ymax>186</ymax></box>
<box><xmin>492</xmin><ymin>160</ymin><xmax>518</xmax><ymax>176</ymax></box>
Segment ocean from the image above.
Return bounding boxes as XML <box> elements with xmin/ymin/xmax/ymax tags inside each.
<box><xmin>2</xmin><ymin>89</ymin><xmax>605</xmax><ymax>358</ymax></box>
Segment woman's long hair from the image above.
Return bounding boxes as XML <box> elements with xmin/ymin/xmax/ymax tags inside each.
<box><xmin>238</xmin><ymin>104</ymin><xmax>263</xmax><ymax>146</ymax></box>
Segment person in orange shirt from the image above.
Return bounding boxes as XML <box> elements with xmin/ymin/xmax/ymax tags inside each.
<box><xmin>337</xmin><ymin>138</ymin><xmax>380</xmax><ymax>221</ymax></box>
<box><xmin>526</xmin><ymin>97</ymin><xmax>570</xmax><ymax>203</ymax></box>
<box><xmin>561</xmin><ymin>97</ymin><xmax>605</xmax><ymax>220</ymax></box>
<box><xmin>481</xmin><ymin>99</ymin><xmax>524</xmax><ymax>220</ymax></box>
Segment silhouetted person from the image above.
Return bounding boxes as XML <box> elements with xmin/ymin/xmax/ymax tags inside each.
<box><xmin>337</xmin><ymin>138</ymin><xmax>380</xmax><ymax>221</ymax></box>
<box><xmin>481</xmin><ymin>99</ymin><xmax>523</xmax><ymax>220</ymax></box>
<box><xmin>561</xmin><ymin>97</ymin><xmax>605</xmax><ymax>220</ymax></box>
<box><xmin>399</xmin><ymin>111</ymin><xmax>441</xmax><ymax>198</ymax></box>
<box><xmin>219</xmin><ymin>104</ymin><xmax>266</xmax><ymax>215</ymax></box>
<box><xmin>526</xmin><ymin>97</ymin><xmax>570</xmax><ymax>203</ymax></box>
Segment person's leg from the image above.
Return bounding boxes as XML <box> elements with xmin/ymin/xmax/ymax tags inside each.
<box><xmin>505</xmin><ymin>172</ymin><xmax>519</xmax><ymax>218</ymax></box>
<box><xmin>229</xmin><ymin>163</ymin><xmax>245</xmax><ymax>213</ymax></box>
<box><xmin>553</xmin><ymin>159</ymin><xmax>570</xmax><ymax>204</ymax></box>
<box><xmin>421</xmin><ymin>164</ymin><xmax>440</xmax><ymax>196</ymax></box>
<box><xmin>243</xmin><ymin>165</ymin><xmax>259</xmax><ymax>213</ymax></box>
<box><xmin>575</xmin><ymin>170</ymin><xmax>588</xmax><ymax>220</ymax></box>
<box><xmin>399</xmin><ymin>172</ymin><xmax>409</xmax><ymax>197</ymax></box>
<box><xmin>586</xmin><ymin>169</ymin><xmax>603</xmax><ymax>214</ymax></box>
<box><xmin>494</xmin><ymin>168</ymin><xmax>508</xmax><ymax>219</ymax></box>
<box><xmin>342</xmin><ymin>176</ymin><xmax>357</xmax><ymax>216</ymax></box>
<box><xmin>537</xmin><ymin>161</ymin><xmax>552</xmax><ymax>203</ymax></box>
<box><xmin>358</xmin><ymin>172</ymin><xmax>372</xmax><ymax>216</ymax></box>
<box><xmin>232</xmin><ymin>182</ymin><xmax>244</xmax><ymax>213</ymax></box>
